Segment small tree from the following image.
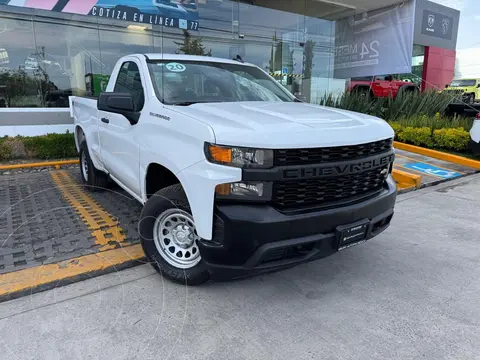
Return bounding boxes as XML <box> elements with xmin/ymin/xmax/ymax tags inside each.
<box><xmin>303</xmin><ymin>40</ymin><xmax>315</xmax><ymax>79</ymax></box>
<box><xmin>174</xmin><ymin>30</ymin><xmax>212</xmax><ymax>56</ymax></box>
<box><xmin>0</xmin><ymin>69</ymin><xmax>27</xmax><ymax>107</ymax></box>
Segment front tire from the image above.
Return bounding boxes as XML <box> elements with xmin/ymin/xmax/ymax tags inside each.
<box><xmin>139</xmin><ymin>184</ymin><xmax>210</xmax><ymax>285</ymax></box>
<box><xmin>79</xmin><ymin>141</ymin><xmax>109</xmax><ymax>191</ymax></box>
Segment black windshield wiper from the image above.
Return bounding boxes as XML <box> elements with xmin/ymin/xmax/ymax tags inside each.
<box><xmin>170</xmin><ymin>101</ymin><xmax>200</xmax><ymax>106</ymax></box>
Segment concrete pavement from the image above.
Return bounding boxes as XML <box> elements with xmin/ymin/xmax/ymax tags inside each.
<box><xmin>1</xmin><ymin>175</ymin><xmax>480</xmax><ymax>360</ymax></box>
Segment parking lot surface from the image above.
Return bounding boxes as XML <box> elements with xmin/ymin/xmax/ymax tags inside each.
<box><xmin>0</xmin><ymin>169</ymin><xmax>141</xmax><ymax>271</ymax></box>
<box><xmin>394</xmin><ymin>148</ymin><xmax>477</xmax><ymax>187</ymax></box>
<box><xmin>0</xmin><ymin>174</ymin><xmax>479</xmax><ymax>360</ymax></box>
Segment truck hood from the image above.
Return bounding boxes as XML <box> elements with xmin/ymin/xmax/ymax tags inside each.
<box><xmin>170</xmin><ymin>101</ymin><xmax>394</xmax><ymax>148</ymax></box>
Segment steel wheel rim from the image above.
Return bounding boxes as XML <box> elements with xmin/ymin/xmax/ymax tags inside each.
<box><xmin>153</xmin><ymin>208</ymin><xmax>201</xmax><ymax>269</ymax></box>
<box><xmin>81</xmin><ymin>151</ymin><xmax>89</xmax><ymax>181</ymax></box>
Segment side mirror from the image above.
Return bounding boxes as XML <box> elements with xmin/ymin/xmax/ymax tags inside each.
<box><xmin>445</xmin><ymin>84</ymin><xmax>449</xmax><ymax>88</ymax></box>
<box><xmin>98</xmin><ymin>92</ymin><xmax>139</xmax><ymax>125</ymax></box>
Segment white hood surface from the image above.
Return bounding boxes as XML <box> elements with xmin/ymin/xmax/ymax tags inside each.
<box><xmin>170</xmin><ymin>101</ymin><xmax>394</xmax><ymax>148</ymax></box>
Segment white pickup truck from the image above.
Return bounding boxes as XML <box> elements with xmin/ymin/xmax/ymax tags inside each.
<box><xmin>70</xmin><ymin>54</ymin><xmax>397</xmax><ymax>285</ymax></box>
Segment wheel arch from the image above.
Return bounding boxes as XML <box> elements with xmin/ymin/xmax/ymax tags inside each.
<box><xmin>74</xmin><ymin>125</ymin><xmax>85</xmax><ymax>153</ymax></box>
<box><xmin>144</xmin><ymin>162</ymin><xmax>181</xmax><ymax>199</ymax></box>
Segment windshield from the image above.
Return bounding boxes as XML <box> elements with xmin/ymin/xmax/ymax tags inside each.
<box><xmin>147</xmin><ymin>60</ymin><xmax>295</xmax><ymax>105</ymax></box>
<box><xmin>450</xmin><ymin>79</ymin><xmax>477</xmax><ymax>87</ymax></box>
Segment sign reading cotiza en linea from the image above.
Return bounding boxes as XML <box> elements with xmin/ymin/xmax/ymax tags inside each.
<box><xmin>90</xmin><ymin>5</ymin><xmax>199</xmax><ymax>30</ymax></box>
<box><xmin>2</xmin><ymin>0</ymin><xmax>200</xmax><ymax>31</ymax></box>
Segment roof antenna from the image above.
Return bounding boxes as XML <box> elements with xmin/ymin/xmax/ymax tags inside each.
<box><xmin>233</xmin><ymin>55</ymin><xmax>244</xmax><ymax>63</ymax></box>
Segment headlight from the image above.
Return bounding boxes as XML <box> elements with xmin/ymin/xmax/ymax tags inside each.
<box><xmin>204</xmin><ymin>143</ymin><xmax>273</xmax><ymax>168</ymax></box>
<box><xmin>215</xmin><ymin>181</ymin><xmax>272</xmax><ymax>201</ymax></box>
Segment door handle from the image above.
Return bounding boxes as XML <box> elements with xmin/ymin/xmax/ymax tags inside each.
<box><xmin>101</xmin><ymin>117</ymin><xmax>110</xmax><ymax>124</ymax></box>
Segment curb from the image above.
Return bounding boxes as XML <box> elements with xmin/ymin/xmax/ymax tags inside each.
<box><xmin>0</xmin><ymin>245</ymin><xmax>145</xmax><ymax>303</ymax></box>
<box><xmin>392</xmin><ymin>168</ymin><xmax>422</xmax><ymax>189</ymax></box>
<box><xmin>393</xmin><ymin>141</ymin><xmax>480</xmax><ymax>169</ymax></box>
<box><xmin>0</xmin><ymin>160</ymin><xmax>79</xmax><ymax>171</ymax></box>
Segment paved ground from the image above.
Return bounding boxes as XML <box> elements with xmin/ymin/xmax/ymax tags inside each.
<box><xmin>0</xmin><ymin>169</ymin><xmax>141</xmax><ymax>274</ymax></box>
<box><xmin>0</xmin><ymin>175</ymin><xmax>479</xmax><ymax>360</ymax></box>
<box><xmin>394</xmin><ymin>149</ymin><xmax>477</xmax><ymax>187</ymax></box>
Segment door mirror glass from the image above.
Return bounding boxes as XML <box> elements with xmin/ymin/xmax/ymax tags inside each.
<box><xmin>98</xmin><ymin>92</ymin><xmax>139</xmax><ymax>125</ymax></box>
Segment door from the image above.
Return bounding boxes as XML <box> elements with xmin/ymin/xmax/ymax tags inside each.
<box><xmin>373</xmin><ymin>76</ymin><xmax>394</xmax><ymax>97</ymax></box>
<box><xmin>98</xmin><ymin>61</ymin><xmax>144</xmax><ymax>196</ymax></box>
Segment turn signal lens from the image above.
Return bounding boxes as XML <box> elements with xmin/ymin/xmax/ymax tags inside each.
<box><xmin>215</xmin><ymin>183</ymin><xmax>230</xmax><ymax>195</ymax></box>
<box><xmin>208</xmin><ymin>145</ymin><xmax>232</xmax><ymax>163</ymax></box>
<box><xmin>476</xmin><ymin>112</ymin><xmax>480</xmax><ymax>119</ymax></box>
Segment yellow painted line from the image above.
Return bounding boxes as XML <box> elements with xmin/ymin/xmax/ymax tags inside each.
<box><xmin>51</xmin><ymin>170</ymin><xmax>128</xmax><ymax>251</ymax></box>
<box><xmin>394</xmin><ymin>141</ymin><xmax>480</xmax><ymax>169</ymax></box>
<box><xmin>0</xmin><ymin>160</ymin><xmax>79</xmax><ymax>170</ymax></box>
<box><xmin>395</xmin><ymin>153</ymin><xmax>465</xmax><ymax>174</ymax></box>
<box><xmin>0</xmin><ymin>245</ymin><xmax>144</xmax><ymax>300</ymax></box>
<box><xmin>392</xmin><ymin>168</ymin><xmax>422</xmax><ymax>189</ymax></box>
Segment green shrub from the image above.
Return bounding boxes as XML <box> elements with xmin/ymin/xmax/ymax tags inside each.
<box><xmin>397</xmin><ymin>126</ymin><xmax>434</xmax><ymax>148</ymax></box>
<box><xmin>317</xmin><ymin>90</ymin><xmax>453</xmax><ymax>121</ymax></box>
<box><xmin>0</xmin><ymin>139</ymin><xmax>12</xmax><ymax>160</ymax></box>
<box><xmin>433</xmin><ymin>128</ymin><xmax>470</xmax><ymax>151</ymax></box>
<box><xmin>388</xmin><ymin>122</ymin><xmax>403</xmax><ymax>140</ymax></box>
<box><xmin>394</xmin><ymin>113</ymin><xmax>473</xmax><ymax>131</ymax></box>
<box><xmin>21</xmin><ymin>132</ymin><xmax>76</xmax><ymax>160</ymax></box>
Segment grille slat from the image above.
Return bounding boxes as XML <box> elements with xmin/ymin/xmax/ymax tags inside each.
<box><xmin>275</xmin><ymin>139</ymin><xmax>393</xmax><ymax>166</ymax></box>
<box><xmin>272</xmin><ymin>166</ymin><xmax>389</xmax><ymax>210</ymax></box>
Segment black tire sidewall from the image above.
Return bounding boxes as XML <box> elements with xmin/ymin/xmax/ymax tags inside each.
<box><xmin>79</xmin><ymin>140</ymin><xmax>108</xmax><ymax>191</ymax></box>
<box><xmin>139</xmin><ymin>186</ymin><xmax>209</xmax><ymax>285</ymax></box>
<box><xmin>79</xmin><ymin>141</ymin><xmax>91</xmax><ymax>185</ymax></box>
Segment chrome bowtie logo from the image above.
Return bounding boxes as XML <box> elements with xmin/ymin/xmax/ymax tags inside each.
<box><xmin>428</xmin><ymin>14</ymin><xmax>435</xmax><ymax>27</ymax></box>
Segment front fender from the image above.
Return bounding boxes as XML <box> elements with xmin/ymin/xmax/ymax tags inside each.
<box><xmin>177</xmin><ymin>160</ymin><xmax>241</xmax><ymax>240</ymax></box>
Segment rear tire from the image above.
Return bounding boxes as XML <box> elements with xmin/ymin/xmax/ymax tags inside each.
<box><xmin>79</xmin><ymin>141</ymin><xmax>109</xmax><ymax>191</ymax></box>
<box><xmin>139</xmin><ymin>184</ymin><xmax>210</xmax><ymax>285</ymax></box>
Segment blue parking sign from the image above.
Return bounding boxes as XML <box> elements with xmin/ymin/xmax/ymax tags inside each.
<box><xmin>402</xmin><ymin>162</ymin><xmax>462</xmax><ymax>179</ymax></box>
<box><xmin>282</xmin><ymin>67</ymin><xmax>288</xmax><ymax>74</ymax></box>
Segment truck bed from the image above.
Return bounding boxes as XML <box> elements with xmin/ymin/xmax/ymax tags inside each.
<box><xmin>69</xmin><ymin>96</ymin><xmax>98</xmax><ymax>123</ymax></box>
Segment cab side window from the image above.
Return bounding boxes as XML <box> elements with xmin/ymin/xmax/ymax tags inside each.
<box><xmin>114</xmin><ymin>61</ymin><xmax>145</xmax><ymax>111</ymax></box>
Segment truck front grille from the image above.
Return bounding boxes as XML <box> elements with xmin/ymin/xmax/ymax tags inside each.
<box><xmin>272</xmin><ymin>166</ymin><xmax>389</xmax><ymax>210</ymax></box>
<box><xmin>274</xmin><ymin>138</ymin><xmax>393</xmax><ymax>166</ymax></box>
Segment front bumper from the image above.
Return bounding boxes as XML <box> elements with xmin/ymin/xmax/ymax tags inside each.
<box><xmin>198</xmin><ymin>176</ymin><xmax>397</xmax><ymax>280</ymax></box>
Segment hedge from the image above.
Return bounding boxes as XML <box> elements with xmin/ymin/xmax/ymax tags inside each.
<box><xmin>388</xmin><ymin>122</ymin><xmax>470</xmax><ymax>152</ymax></box>
<box><xmin>0</xmin><ymin>132</ymin><xmax>76</xmax><ymax>161</ymax></box>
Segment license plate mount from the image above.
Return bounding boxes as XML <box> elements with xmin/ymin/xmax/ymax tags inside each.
<box><xmin>336</xmin><ymin>220</ymin><xmax>369</xmax><ymax>251</ymax></box>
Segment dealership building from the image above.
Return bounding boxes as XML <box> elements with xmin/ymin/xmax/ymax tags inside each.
<box><xmin>0</xmin><ymin>0</ymin><xmax>460</xmax><ymax>135</ymax></box>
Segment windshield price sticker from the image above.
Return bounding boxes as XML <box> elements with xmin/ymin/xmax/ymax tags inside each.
<box><xmin>166</xmin><ymin>63</ymin><xmax>186</xmax><ymax>72</ymax></box>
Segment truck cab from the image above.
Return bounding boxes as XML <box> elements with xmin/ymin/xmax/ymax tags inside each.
<box><xmin>70</xmin><ymin>54</ymin><xmax>397</xmax><ymax>285</ymax></box>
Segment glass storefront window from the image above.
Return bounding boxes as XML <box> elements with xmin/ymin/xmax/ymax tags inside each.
<box><xmin>0</xmin><ymin>0</ymin><xmax>337</xmax><ymax>108</ymax></box>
